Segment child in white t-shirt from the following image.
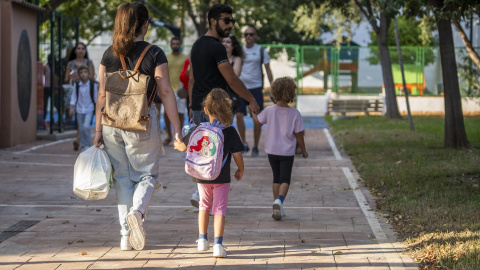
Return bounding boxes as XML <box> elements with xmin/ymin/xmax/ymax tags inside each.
<box><xmin>252</xmin><ymin>77</ymin><xmax>308</xmax><ymax>220</ymax></box>
<box><xmin>68</xmin><ymin>65</ymin><xmax>97</xmax><ymax>152</ymax></box>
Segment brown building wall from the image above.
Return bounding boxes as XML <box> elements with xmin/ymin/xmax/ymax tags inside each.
<box><xmin>0</xmin><ymin>2</ymin><xmax>38</xmax><ymax>147</ymax></box>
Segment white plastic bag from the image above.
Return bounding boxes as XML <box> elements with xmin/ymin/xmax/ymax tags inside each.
<box><xmin>73</xmin><ymin>145</ymin><xmax>113</xmax><ymax>200</ymax></box>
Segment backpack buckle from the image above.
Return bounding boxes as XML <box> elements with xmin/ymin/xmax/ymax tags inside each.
<box><xmin>138</xmin><ymin>114</ymin><xmax>150</xmax><ymax>122</ymax></box>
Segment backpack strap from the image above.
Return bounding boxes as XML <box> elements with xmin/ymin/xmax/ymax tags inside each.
<box><xmin>118</xmin><ymin>44</ymin><xmax>153</xmax><ymax>78</ymax></box>
<box><xmin>211</xmin><ymin>119</ymin><xmax>225</xmax><ymax>129</ymax></box>
<box><xmin>134</xmin><ymin>45</ymin><xmax>152</xmax><ymax>71</ymax></box>
<box><xmin>75</xmin><ymin>81</ymin><xmax>79</xmax><ymax>106</ymax></box>
<box><xmin>260</xmin><ymin>46</ymin><xmax>265</xmax><ymax>89</ymax></box>
<box><xmin>89</xmin><ymin>80</ymin><xmax>95</xmax><ymax>107</ymax></box>
<box><xmin>117</xmin><ymin>45</ymin><xmax>156</xmax><ymax>120</ymax></box>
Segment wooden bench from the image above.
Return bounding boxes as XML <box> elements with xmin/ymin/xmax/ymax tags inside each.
<box><xmin>327</xmin><ymin>99</ymin><xmax>383</xmax><ymax>116</ymax></box>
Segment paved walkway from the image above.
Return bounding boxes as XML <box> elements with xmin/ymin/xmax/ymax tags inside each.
<box><xmin>0</xmin><ymin>118</ymin><xmax>418</xmax><ymax>269</ymax></box>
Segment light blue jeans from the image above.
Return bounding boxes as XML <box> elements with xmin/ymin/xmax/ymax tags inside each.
<box><xmin>76</xmin><ymin>111</ymin><xmax>94</xmax><ymax>152</ymax></box>
<box><xmin>102</xmin><ymin>106</ymin><xmax>162</xmax><ymax>236</ymax></box>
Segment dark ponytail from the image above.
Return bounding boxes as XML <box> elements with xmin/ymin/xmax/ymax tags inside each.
<box><xmin>112</xmin><ymin>2</ymin><xmax>149</xmax><ymax>57</ymax></box>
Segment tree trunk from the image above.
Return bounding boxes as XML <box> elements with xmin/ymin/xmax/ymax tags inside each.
<box><xmin>431</xmin><ymin>0</ymin><xmax>471</xmax><ymax>148</ymax></box>
<box><xmin>186</xmin><ymin>0</ymin><xmax>210</xmax><ymax>37</ymax></box>
<box><xmin>453</xmin><ymin>18</ymin><xmax>480</xmax><ymax>70</ymax></box>
<box><xmin>377</xmin><ymin>12</ymin><xmax>402</xmax><ymax>119</ymax></box>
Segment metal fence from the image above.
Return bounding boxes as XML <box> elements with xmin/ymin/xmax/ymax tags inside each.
<box><xmin>38</xmin><ymin>12</ymin><xmax>79</xmax><ymax>133</ymax></box>
<box><xmin>43</xmin><ymin>43</ymin><xmax>479</xmax><ymax>99</ymax></box>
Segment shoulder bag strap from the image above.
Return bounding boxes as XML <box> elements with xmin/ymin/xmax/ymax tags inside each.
<box><xmin>119</xmin><ymin>55</ymin><xmax>128</xmax><ymax>71</ymax></box>
<box><xmin>134</xmin><ymin>44</ymin><xmax>153</xmax><ymax>72</ymax></box>
<box><xmin>89</xmin><ymin>80</ymin><xmax>95</xmax><ymax>105</ymax></box>
<box><xmin>136</xmin><ymin>44</ymin><xmax>155</xmax><ymax>107</ymax></box>
<box><xmin>260</xmin><ymin>46</ymin><xmax>265</xmax><ymax>88</ymax></box>
<box><xmin>119</xmin><ymin>44</ymin><xmax>156</xmax><ymax>107</ymax></box>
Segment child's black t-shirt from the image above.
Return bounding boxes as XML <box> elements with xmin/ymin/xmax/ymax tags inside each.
<box><xmin>182</xmin><ymin>125</ymin><xmax>244</xmax><ymax>184</ymax></box>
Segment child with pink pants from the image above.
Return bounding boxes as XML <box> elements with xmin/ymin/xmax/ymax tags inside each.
<box><xmin>175</xmin><ymin>89</ymin><xmax>244</xmax><ymax>258</ymax></box>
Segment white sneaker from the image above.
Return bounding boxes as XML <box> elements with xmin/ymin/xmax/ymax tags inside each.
<box><xmin>212</xmin><ymin>244</ymin><xmax>227</xmax><ymax>258</ymax></box>
<box><xmin>126</xmin><ymin>210</ymin><xmax>145</xmax><ymax>250</ymax></box>
<box><xmin>272</xmin><ymin>199</ymin><xmax>282</xmax><ymax>220</ymax></box>
<box><xmin>281</xmin><ymin>204</ymin><xmax>285</xmax><ymax>217</ymax></box>
<box><xmin>196</xmin><ymin>238</ymin><xmax>209</xmax><ymax>251</ymax></box>
<box><xmin>190</xmin><ymin>192</ymin><xmax>200</xmax><ymax>208</ymax></box>
<box><xmin>120</xmin><ymin>235</ymin><xmax>132</xmax><ymax>251</ymax></box>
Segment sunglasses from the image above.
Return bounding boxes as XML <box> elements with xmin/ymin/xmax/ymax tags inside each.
<box><xmin>244</xmin><ymin>33</ymin><xmax>255</xmax><ymax>37</ymax></box>
<box><xmin>218</xmin><ymin>17</ymin><xmax>236</xmax><ymax>25</ymax></box>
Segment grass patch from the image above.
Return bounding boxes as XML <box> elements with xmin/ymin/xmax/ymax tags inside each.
<box><xmin>326</xmin><ymin>116</ymin><xmax>480</xmax><ymax>270</ymax></box>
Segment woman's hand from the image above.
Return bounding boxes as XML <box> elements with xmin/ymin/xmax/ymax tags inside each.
<box><xmin>93</xmin><ymin>131</ymin><xmax>104</xmax><ymax>147</ymax></box>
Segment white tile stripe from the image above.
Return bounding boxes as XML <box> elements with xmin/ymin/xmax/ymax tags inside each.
<box><xmin>323</xmin><ymin>129</ymin><xmax>343</xmax><ymax>160</ymax></box>
<box><xmin>0</xmin><ymin>161</ymin><xmax>341</xmax><ymax>171</ymax></box>
<box><xmin>13</xmin><ymin>138</ymin><xmax>71</xmax><ymax>154</ymax></box>
<box><xmin>342</xmin><ymin>167</ymin><xmax>407</xmax><ymax>270</ymax></box>
<box><xmin>0</xmin><ymin>161</ymin><xmax>73</xmax><ymax>167</ymax></box>
<box><xmin>0</xmin><ymin>204</ymin><xmax>359</xmax><ymax>210</ymax></box>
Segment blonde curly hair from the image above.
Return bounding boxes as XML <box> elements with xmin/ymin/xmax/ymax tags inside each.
<box><xmin>202</xmin><ymin>88</ymin><xmax>233</xmax><ymax>125</ymax></box>
<box><xmin>271</xmin><ymin>77</ymin><xmax>297</xmax><ymax>103</ymax></box>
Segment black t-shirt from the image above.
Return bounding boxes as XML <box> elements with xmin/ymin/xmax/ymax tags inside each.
<box><xmin>100</xmin><ymin>41</ymin><xmax>167</xmax><ymax>99</ymax></box>
<box><xmin>190</xmin><ymin>35</ymin><xmax>229</xmax><ymax>111</ymax></box>
<box><xmin>183</xmin><ymin>125</ymin><xmax>244</xmax><ymax>184</ymax></box>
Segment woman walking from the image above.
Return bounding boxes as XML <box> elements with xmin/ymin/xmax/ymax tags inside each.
<box><xmin>93</xmin><ymin>2</ymin><xmax>182</xmax><ymax>251</ymax></box>
<box><xmin>64</xmin><ymin>42</ymin><xmax>95</xmax><ymax>151</ymax></box>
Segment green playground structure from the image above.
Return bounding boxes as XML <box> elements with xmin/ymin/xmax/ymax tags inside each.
<box><xmin>391</xmin><ymin>64</ymin><xmax>425</xmax><ymax>96</ymax></box>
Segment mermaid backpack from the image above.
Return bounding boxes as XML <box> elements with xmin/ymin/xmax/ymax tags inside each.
<box><xmin>185</xmin><ymin>120</ymin><xmax>228</xmax><ymax>180</ymax></box>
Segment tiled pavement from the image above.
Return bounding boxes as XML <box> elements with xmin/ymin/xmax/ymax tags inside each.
<box><xmin>0</xmin><ymin>120</ymin><xmax>418</xmax><ymax>269</ymax></box>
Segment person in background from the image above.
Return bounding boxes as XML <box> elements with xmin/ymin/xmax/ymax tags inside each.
<box><xmin>221</xmin><ymin>34</ymin><xmax>243</xmax><ymax>76</ymax></box>
<box><xmin>64</xmin><ymin>42</ymin><xmax>95</xmax><ymax>151</ymax></box>
<box><xmin>68</xmin><ymin>65</ymin><xmax>97</xmax><ymax>152</ymax></box>
<box><xmin>163</xmin><ymin>36</ymin><xmax>187</xmax><ymax>146</ymax></box>
<box><xmin>237</xmin><ymin>26</ymin><xmax>274</xmax><ymax>156</ymax></box>
<box><xmin>221</xmin><ymin>34</ymin><xmax>244</xmax><ymax>113</ymax></box>
<box><xmin>179</xmin><ymin>55</ymin><xmax>191</xmax><ymax>119</ymax></box>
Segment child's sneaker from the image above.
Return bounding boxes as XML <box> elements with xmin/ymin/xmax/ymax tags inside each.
<box><xmin>272</xmin><ymin>199</ymin><xmax>282</xmax><ymax>220</ymax></box>
<box><xmin>251</xmin><ymin>147</ymin><xmax>259</xmax><ymax>157</ymax></box>
<box><xmin>120</xmin><ymin>235</ymin><xmax>132</xmax><ymax>251</ymax></box>
<box><xmin>212</xmin><ymin>244</ymin><xmax>227</xmax><ymax>258</ymax></box>
<box><xmin>197</xmin><ymin>238</ymin><xmax>209</xmax><ymax>251</ymax></box>
<box><xmin>126</xmin><ymin>210</ymin><xmax>145</xmax><ymax>250</ymax></box>
<box><xmin>243</xmin><ymin>143</ymin><xmax>249</xmax><ymax>154</ymax></box>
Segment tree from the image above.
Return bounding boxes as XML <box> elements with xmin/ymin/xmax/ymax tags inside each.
<box><xmin>353</xmin><ymin>0</ymin><xmax>403</xmax><ymax>120</ymax></box>
<box><xmin>293</xmin><ymin>2</ymin><xmax>362</xmax><ymax>45</ymax></box>
<box><xmin>366</xmin><ymin>16</ymin><xmax>437</xmax><ymax>66</ymax></box>
<box><xmin>38</xmin><ymin>0</ymin><xmax>182</xmax><ymax>45</ymax></box>
<box><xmin>428</xmin><ymin>0</ymin><xmax>471</xmax><ymax>148</ymax></box>
<box><xmin>405</xmin><ymin>0</ymin><xmax>472</xmax><ymax>148</ymax></box>
<box><xmin>294</xmin><ymin>0</ymin><xmax>404</xmax><ymax>119</ymax></box>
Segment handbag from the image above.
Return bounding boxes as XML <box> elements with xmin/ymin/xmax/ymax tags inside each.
<box><xmin>102</xmin><ymin>45</ymin><xmax>156</xmax><ymax>131</ymax></box>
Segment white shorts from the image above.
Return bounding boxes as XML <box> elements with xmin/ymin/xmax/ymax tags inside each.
<box><xmin>175</xmin><ymin>91</ymin><xmax>186</xmax><ymax>114</ymax></box>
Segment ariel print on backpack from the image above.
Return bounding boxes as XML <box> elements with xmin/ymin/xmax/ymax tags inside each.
<box><xmin>190</xmin><ymin>134</ymin><xmax>219</xmax><ymax>157</ymax></box>
<box><xmin>185</xmin><ymin>120</ymin><xmax>227</xmax><ymax>180</ymax></box>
